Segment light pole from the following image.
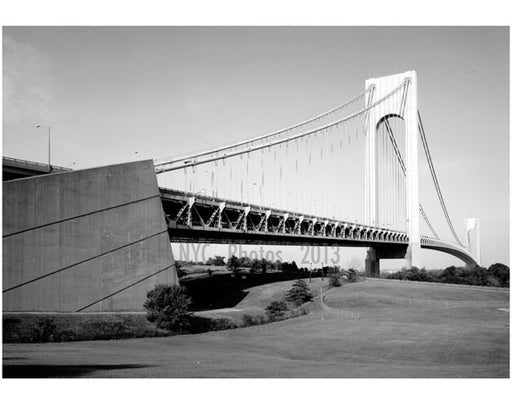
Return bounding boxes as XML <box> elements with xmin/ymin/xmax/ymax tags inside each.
<box><xmin>36</xmin><ymin>124</ymin><xmax>51</xmax><ymax>172</ymax></box>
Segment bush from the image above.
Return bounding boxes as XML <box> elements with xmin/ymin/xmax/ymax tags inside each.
<box><xmin>488</xmin><ymin>263</ymin><xmax>509</xmax><ymax>287</ymax></box>
<box><xmin>206</xmin><ymin>256</ymin><xmax>226</xmax><ymax>266</ymax></box>
<box><xmin>383</xmin><ymin>264</ymin><xmax>509</xmax><ymax>288</ymax></box>
<box><xmin>347</xmin><ymin>269</ymin><xmax>358</xmax><ymax>282</ymax></box>
<box><xmin>210</xmin><ymin>318</ymin><xmax>237</xmax><ymax>331</ymax></box>
<box><xmin>143</xmin><ymin>284</ymin><xmax>192</xmax><ymax>331</ymax></box>
<box><xmin>82</xmin><ymin>319</ymin><xmax>130</xmax><ymax>340</ymax></box>
<box><xmin>241</xmin><ymin>314</ymin><xmax>267</xmax><ymax>327</ymax></box>
<box><xmin>32</xmin><ymin>318</ymin><xmax>57</xmax><ymax>343</ymax></box>
<box><xmin>485</xmin><ymin>276</ymin><xmax>501</xmax><ymax>287</ymax></box>
<box><xmin>227</xmin><ymin>255</ymin><xmax>241</xmax><ymax>275</ymax></box>
<box><xmin>328</xmin><ymin>273</ymin><xmax>342</xmax><ymax>287</ymax></box>
<box><xmin>265</xmin><ymin>300</ymin><xmax>288</xmax><ymax>319</ymax></box>
<box><xmin>285</xmin><ymin>279</ymin><xmax>314</xmax><ymax>306</ymax></box>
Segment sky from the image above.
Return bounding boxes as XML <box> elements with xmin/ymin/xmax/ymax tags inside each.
<box><xmin>2</xmin><ymin>26</ymin><xmax>509</xmax><ymax>269</ymax></box>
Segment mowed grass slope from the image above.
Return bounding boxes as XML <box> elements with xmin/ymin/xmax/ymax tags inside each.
<box><xmin>3</xmin><ymin>280</ymin><xmax>509</xmax><ymax>378</ymax></box>
<box><xmin>196</xmin><ymin>277</ymin><xmax>328</xmax><ymax>320</ymax></box>
<box><xmin>336</xmin><ymin>278</ymin><xmax>510</xmax><ymax>301</ymax></box>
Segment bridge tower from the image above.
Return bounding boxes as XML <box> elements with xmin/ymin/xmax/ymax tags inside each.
<box><xmin>364</xmin><ymin>71</ymin><xmax>420</xmax><ymax>273</ymax></box>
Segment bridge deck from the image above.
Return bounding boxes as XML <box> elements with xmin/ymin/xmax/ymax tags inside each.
<box><xmin>160</xmin><ymin>187</ymin><xmax>478</xmax><ymax>265</ymax></box>
<box><xmin>160</xmin><ymin>187</ymin><xmax>408</xmax><ymax>248</ymax></box>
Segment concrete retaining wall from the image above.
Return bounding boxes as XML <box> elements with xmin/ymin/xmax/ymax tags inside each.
<box><xmin>3</xmin><ymin>160</ymin><xmax>177</xmax><ymax>312</ymax></box>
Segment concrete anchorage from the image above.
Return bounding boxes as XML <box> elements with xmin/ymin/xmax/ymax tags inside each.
<box><xmin>2</xmin><ymin>160</ymin><xmax>178</xmax><ymax>312</ymax></box>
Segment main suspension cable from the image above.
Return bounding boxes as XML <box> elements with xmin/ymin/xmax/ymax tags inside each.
<box><xmin>383</xmin><ymin>118</ymin><xmax>439</xmax><ymax>239</ymax></box>
<box><xmin>156</xmin><ymin>82</ymin><xmax>406</xmax><ymax>173</ymax></box>
<box><xmin>418</xmin><ymin>111</ymin><xmax>463</xmax><ymax>246</ymax></box>
<box><xmin>154</xmin><ymin>88</ymin><xmax>370</xmax><ymax>168</ymax></box>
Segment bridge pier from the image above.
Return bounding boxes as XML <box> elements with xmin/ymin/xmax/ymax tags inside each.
<box><xmin>365</xmin><ymin>245</ymin><xmax>408</xmax><ymax>278</ymax></box>
<box><xmin>365</xmin><ymin>247</ymin><xmax>380</xmax><ymax>277</ymax></box>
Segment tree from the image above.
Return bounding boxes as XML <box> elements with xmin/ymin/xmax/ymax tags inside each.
<box><xmin>227</xmin><ymin>255</ymin><xmax>241</xmax><ymax>275</ymax></box>
<box><xmin>440</xmin><ymin>266</ymin><xmax>463</xmax><ymax>284</ymax></box>
<box><xmin>206</xmin><ymin>256</ymin><xmax>226</xmax><ymax>266</ymax></box>
<box><xmin>485</xmin><ymin>276</ymin><xmax>501</xmax><ymax>287</ymax></box>
<box><xmin>250</xmin><ymin>258</ymin><xmax>260</xmax><ymax>274</ymax></box>
<box><xmin>143</xmin><ymin>284</ymin><xmax>192</xmax><ymax>331</ymax></box>
<box><xmin>488</xmin><ymin>263</ymin><xmax>509</xmax><ymax>287</ymax></box>
<box><xmin>239</xmin><ymin>256</ymin><xmax>252</xmax><ymax>268</ymax></box>
<box><xmin>329</xmin><ymin>272</ymin><xmax>342</xmax><ymax>287</ymax></box>
<box><xmin>214</xmin><ymin>255</ymin><xmax>226</xmax><ymax>266</ymax></box>
<box><xmin>285</xmin><ymin>279</ymin><xmax>313</xmax><ymax>306</ymax></box>
<box><xmin>260</xmin><ymin>258</ymin><xmax>268</xmax><ymax>274</ymax></box>
<box><xmin>274</xmin><ymin>260</ymin><xmax>283</xmax><ymax>272</ymax></box>
<box><xmin>282</xmin><ymin>261</ymin><xmax>299</xmax><ymax>272</ymax></box>
<box><xmin>265</xmin><ymin>300</ymin><xmax>288</xmax><ymax>319</ymax></box>
<box><xmin>347</xmin><ymin>268</ymin><xmax>358</xmax><ymax>282</ymax></box>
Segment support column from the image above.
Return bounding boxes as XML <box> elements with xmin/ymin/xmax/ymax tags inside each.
<box><xmin>365</xmin><ymin>247</ymin><xmax>380</xmax><ymax>277</ymax></box>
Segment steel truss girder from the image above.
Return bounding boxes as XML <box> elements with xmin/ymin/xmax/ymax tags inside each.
<box><xmin>160</xmin><ymin>188</ymin><xmax>409</xmax><ymax>245</ymax></box>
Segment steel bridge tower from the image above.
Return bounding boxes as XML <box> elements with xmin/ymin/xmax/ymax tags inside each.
<box><xmin>364</xmin><ymin>71</ymin><xmax>420</xmax><ymax>274</ymax></box>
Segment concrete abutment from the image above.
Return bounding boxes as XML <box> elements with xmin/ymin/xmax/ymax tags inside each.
<box><xmin>2</xmin><ymin>160</ymin><xmax>178</xmax><ymax>312</ymax></box>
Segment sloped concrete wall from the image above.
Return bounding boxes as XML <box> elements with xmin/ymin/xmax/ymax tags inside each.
<box><xmin>3</xmin><ymin>160</ymin><xmax>177</xmax><ymax>312</ymax></box>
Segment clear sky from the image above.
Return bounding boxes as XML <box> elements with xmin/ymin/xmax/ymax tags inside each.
<box><xmin>3</xmin><ymin>26</ymin><xmax>509</xmax><ymax>269</ymax></box>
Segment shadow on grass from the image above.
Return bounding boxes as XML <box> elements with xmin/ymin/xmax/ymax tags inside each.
<box><xmin>3</xmin><ymin>363</ymin><xmax>155</xmax><ymax>378</ymax></box>
<box><xmin>182</xmin><ymin>271</ymin><xmax>318</xmax><ymax>311</ymax></box>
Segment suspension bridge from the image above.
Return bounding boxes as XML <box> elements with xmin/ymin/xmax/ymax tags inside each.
<box><xmin>154</xmin><ymin>71</ymin><xmax>479</xmax><ymax>275</ymax></box>
<box><xmin>2</xmin><ymin>70</ymin><xmax>480</xmax><ymax>312</ymax></box>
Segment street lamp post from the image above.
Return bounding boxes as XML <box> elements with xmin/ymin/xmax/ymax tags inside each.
<box><xmin>36</xmin><ymin>124</ymin><xmax>51</xmax><ymax>172</ymax></box>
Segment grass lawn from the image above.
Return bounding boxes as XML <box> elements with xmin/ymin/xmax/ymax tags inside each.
<box><xmin>195</xmin><ymin>277</ymin><xmax>328</xmax><ymax>321</ymax></box>
<box><xmin>340</xmin><ymin>278</ymin><xmax>510</xmax><ymax>301</ymax></box>
<box><xmin>3</xmin><ymin>279</ymin><xmax>508</xmax><ymax>378</ymax></box>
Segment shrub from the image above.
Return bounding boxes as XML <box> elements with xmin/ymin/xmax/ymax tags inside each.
<box><xmin>143</xmin><ymin>284</ymin><xmax>192</xmax><ymax>331</ymax></box>
<box><xmin>206</xmin><ymin>256</ymin><xmax>226</xmax><ymax>266</ymax></box>
<box><xmin>241</xmin><ymin>314</ymin><xmax>267</xmax><ymax>327</ymax></box>
<box><xmin>329</xmin><ymin>273</ymin><xmax>342</xmax><ymax>287</ymax></box>
<box><xmin>488</xmin><ymin>263</ymin><xmax>509</xmax><ymax>287</ymax></box>
<box><xmin>82</xmin><ymin>319</ymin><xmax>130</xmax><ymax>340</ymax></box>
<box><xmin>265</xmin><ymin>300</ymin><xmax>288</xmax><ymax>319</ymax></box>
<box><xmin>32</xmin><ymin>318</ymin><xmax>57</xmax><ymax>343</ymax></box>
<box><xmin>227</xmin><ymin>255</ymin><xmax>241</xmax><ymax>275</ymax></box>
<box><xmin>210</xmin><ymin>318</ymin><xmax>237</xmax><ymax>331</ymax></box>
<box><xmin>485</xmin><ymin>276</ymin><xmax>501</xmax><ymax>287</ymax></box>
<box><xmin>285</xmin><ymin>279</ymin><xmax>313</xmax><ymax>306</ymax></box>
<box><xmin>347</xmin><ymin>269</ymin><xmax>358</xmax><ymax>282</ymax></box>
